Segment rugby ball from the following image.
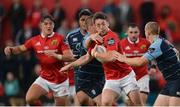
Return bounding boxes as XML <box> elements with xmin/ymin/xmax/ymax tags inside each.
<box><xmin>96</xmin><ymin>45</ymin><xmax>107</xmax><ymax>53</ymax></box>
<box><xmin>95</xmin><ymin>45</ymin><xmax>107</xmax><ymax>62</ymax></box>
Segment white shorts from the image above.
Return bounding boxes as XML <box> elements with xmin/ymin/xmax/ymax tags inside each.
<box><xmin>103</xmin><ymin>71</ymin><xmax>139</xmax><ymax>96</ymax></box>
<box><xmin>137</xmin><ymin>74</ymin><xmax>150</xmax><ymax>93</ymax></box>
<box><xmin>33</xmin><ymin>76</ymin><xmax>70</xmax><ymax>97</ymax></box>
<box><xmin>69</xmin><ymin>85</ymin><xmax>76</xmax><ymax>96</ymax></box>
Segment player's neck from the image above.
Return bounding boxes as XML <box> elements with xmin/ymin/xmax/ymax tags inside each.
<box><xmin>80</xmin><ymin>29</ymin><xmax>87</xmax><ymax>36</ymax></box>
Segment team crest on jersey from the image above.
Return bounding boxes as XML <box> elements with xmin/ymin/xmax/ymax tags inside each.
<box><xmin>51</xmin><ymin>39</ymin><xmax>58</xmax><ymax>45</ymax></box>
<box><xmin>107</xmin><ymin>38</ymin><xmax>115</xmax><ymax>45</ymax></box>
<box><xmin>140</xmin><ymin>44</ymin><xmax>146</xmax><ymax>50</ymax></box>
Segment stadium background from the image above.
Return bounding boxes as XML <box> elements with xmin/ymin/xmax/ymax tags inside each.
<box><xmin>0</xmin><ymin>0</ymin><xmax>179</xmax><ymax>106</ymax></box>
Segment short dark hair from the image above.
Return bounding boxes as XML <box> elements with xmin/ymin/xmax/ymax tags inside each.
<box><xmin>93</xmin><ymin>12</ymin><xmax>108</xmax><ymax>23</ymax></box>
<box><xmin>78</xmin><ymin>9</ymin><xmax>92</xmax><ymax>20</ymax></box>
<box><xmin>40</xmin><ymin>14</ymin><xmax>55</xmax><ymax>23</ymax></box>
<box><xmin>128</xmin><ymin>23</ymin><xmax>139</xmax><ymax>28</ymax></box>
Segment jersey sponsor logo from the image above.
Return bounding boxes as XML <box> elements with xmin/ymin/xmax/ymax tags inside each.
<box><xmin>51</xmin><ymin>39</ymin><xmax>58</xmax><ymax>45</ymax></box>
<box><xmin>133</xmin><ymin>50</ymin><xmax>139</xmax><ymax>54</ymax></box>
<box><xmin>148</xmin><ymin>48</ymin><xmax>155</xmax><ymax>53</ymax></box>
<box><xmin>125</xmin><ymin>46</ymin><xmax>131</xmax><ymax>50</ymax></box>
<box><xmin>73</xmin><ymin>38</ymin><xmax>78</xmax><ymax>42</ymax></box>
<box><xmin>35</xmin><ymin>42</ymin><xmax>41</xmax><ymax>46</ymax></box>
<box><xmin>107</xmin><ymin>38</ymin><xmax>115</xmax><ymax>45</ymax></box>
<box><xmin>140</xmin><ymin>44</ymin><xmax>147</xmax><ymax>50</ymax></box>
<box><xmin>44</xmin><ymin>46</ymin><xmax>49</xmax><ymax>49</ymax></box>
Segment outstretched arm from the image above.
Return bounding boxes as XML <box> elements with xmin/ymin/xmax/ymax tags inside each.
<box><xmin>60</xmin><ymin>53</ymin><xmax>93</xmax><ymax>72</ymax></box>
<box><xmin>117</xmin><ymin>53</ymin><xmax>149</xmax><ymax>66</ymax></box>
<box><xmin>91</xmin><ymin>45</ymin><xmax>119</xmax><ymax>63</ymax></box>
<box><xmin>44</xmin><ymin>49</ymin><xmax>76</xmax><ymax>62</ymax></box>
<box><xmin>4</xmin><ymin>45</ymin><xmax>27</xmax><ymax>56</ymax></box>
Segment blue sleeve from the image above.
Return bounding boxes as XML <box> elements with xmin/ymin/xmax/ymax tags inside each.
<box><xmin>143</xmin><ymin>39</ymin><xmax>163</xmax><ymax>61</ymax></box>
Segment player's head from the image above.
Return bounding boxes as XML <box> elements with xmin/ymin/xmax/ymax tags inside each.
<box><xmin>78</xmin><ymin>9</ymin><xmax>92</xmax><ymax>31</ymax></box>
<box><xmin>85</xmin><ymin>15</ymin><xmax>96</xmax><ymax>34</ymax></box>
<box><xmin>39</xmin><ymin>14</ymin><xmax>55</xmax><ymax>36</ymax></box>
<box><xmin>126</xmin><ymin>23</ymin><xmax>140</xmax><ymax>43</ymax></box>
<box><xmin>145</xmin><ymin>21</ymin><xmax>160</xmax><ymax>43</ymax></box>
<box><xmin>93</xmin><ymin>12</ymin><xmax>109</xmax><ymax>36</ymax></box>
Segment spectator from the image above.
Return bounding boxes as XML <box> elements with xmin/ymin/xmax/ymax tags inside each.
<box><xmin>139</xmin><ymin>0</ymin><xmax>156</xmax><ymax>36</ymax></box>
<box><xmin>27</xmin><ymin>0</ymin><xmax>47</xmax><ymax>36</ymax></box>
<box><xmin>8</xmin><ymin>0</ymin><xmax>26</xmax><ymax>41</ymax></box>
<box><xmin>102</xmin><ymin>0</ymin><xmax>121</xmax><ymax>34</ymax></box>
<box><xmin>118</xmin><ymin>0</ymin><xmax>134</xmax><ymax>25</ymax></box>
<box><xmin>0</xmin><ymin>3</ymin><xmax>5</xmax><ymax>38</ymax></box>
<box><xmin>51</xmin><ymin>0</ymin><xmax>66</xmax><ymax>31</ymax></box>
<box><xmin>4</xmin><ymin>72</ymin><xmax>20</xmax><ymax>97</ymax></box>
<box><xmin>158</xmin><ymin>5</ymin><xmax>180</xmax><ymax>42</ymax></box>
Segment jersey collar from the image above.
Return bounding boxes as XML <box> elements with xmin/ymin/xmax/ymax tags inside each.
<box><xmin>41</xmin><ymin>32</ymin><xmax>55</xmax><ymax>38</ymax></box>
<box><xmin>127</xmin><ymin>37</ymin><xmax>139</xmax><ymax>44</ymax></box>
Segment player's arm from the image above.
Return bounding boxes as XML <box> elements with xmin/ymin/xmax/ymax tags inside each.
<box><xmin>60</xmin><ymin>53</ymin><xmax>93</xmax><ymax>72</ymax></box>
<box><xmin>91</xmin><ymin>45</ymin><xmax>118</xmax><ymax>63</ymax></box>
<box><xmin>85</xmin><ymin>33</ymin><xmax>103</xmax><ymax>48</ymax></box>
<box><xmin>4</xmin><ymin>45</ymin><xmax>27</xmax><ymax>56</ymax></box>
<box><xmin>117</xmin><ymin>53</ymin><xmax>149</xmax><ymax>66</ymax></box>
<box><xmin>44</xmin><ymin>49</ymin><xmax>75</xmax><ymax>62</ymax></box>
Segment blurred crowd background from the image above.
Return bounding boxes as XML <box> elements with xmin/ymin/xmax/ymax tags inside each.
<box><xmin>0</xmin><ymin>0</ymin><xmax>180</xmax><ymax>106</ymax></box>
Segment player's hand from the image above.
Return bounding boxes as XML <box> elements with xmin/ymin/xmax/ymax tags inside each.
<box><xmin>91</xmin><ymin>45</ymin><xmax>98</xmax><ymax>57</ymax></box>
<box><xmin>108</xmin><ymin>51</ymin><xmax>120</xmax><ymax>62</ymax></box>
<box><xmin>4</xmin><ymin>46</ymin><xmax>13</xmax><ymax>56</ymax></box>
<box><xmin>90</xmin><ymin>33</ymin><xmax>103</xmax><ymax>44</ymax></box>
<box><xmin>60</xmin><ymin>64</ymin><xmax>72</xmax><ymax>72</ymax></box>
<box><xmin>149</xmin><ymin>68</ymin><xmax>157</xmax><ymax>75</ymax></box>
<box><xmin>116</xmin><ymin>53</ymin><xmax>126</xmax><ymax>63</ymax></box>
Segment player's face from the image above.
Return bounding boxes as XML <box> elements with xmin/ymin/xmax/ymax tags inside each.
<box><xmin>87</xmin><ymin>24</ymin><xmax>97</xmax><ymax>34</ymax></box>
<box><xmin>127</xmin><ymin>27</ymin><xmax>140</xmax><ymax>42</ymax></box>
<box><xmin>40</xmin><ymin>18</ymin><xmax>54</xmax><ymax>36</ymax></box>
<box><xmin>145</xmin><ymin>29</ymin><xmax>153</xmax><ymax>43</ymax></box>
<box><xmin>79</xmin><ymin>15</ymin><xmax>89</xmax><ymax>31</ymax></box>
<box><xmin>94</xmin><ymin>19</ymin><xmax>109</xmax><ymax>36</ymax></box>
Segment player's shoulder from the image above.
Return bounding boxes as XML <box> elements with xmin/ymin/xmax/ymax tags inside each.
<box><xmin>28</xmin><ymin>34</ymin><xmax>41</xmax><ymax>41</ymax></box>
<box><xmin>66</xmin><ymin>28</ymin><xmax>80</xmax><ymax>38</ymax></box>
<box><xmin>120</xmin><ymin>38</ymin><xmax>127</xmax><ymax>43</ymax></box>
<box><xmin>139</xmin><ymin>37</ymin><xmax>150</xmax><ymax>44</ymax></box>
<box><xmin>150</xmin><ymin>38</ymin><xmax>163</xmax><ymax>48</ymax></box>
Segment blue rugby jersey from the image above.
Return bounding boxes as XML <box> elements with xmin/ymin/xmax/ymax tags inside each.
<box><xmin>79</xmin><ymin>33</ymin><xmax>104</xmax><ymax>75</ymax></box>
<box><xmin>143</xmin><ymin>37</ymin><xmax>180</xmax><ymax>80</ymax></box>
<box><xmin>66</xmin><ymin>28</ymin><xmax>84</xmax><ymax>59</ymax></box>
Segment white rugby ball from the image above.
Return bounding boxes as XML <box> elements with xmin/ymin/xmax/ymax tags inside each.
<box><xmin>95</xmin><ymin>45</ymin><xmax>107</xmax><ymax>62</ymax></box>
<box><xmin>96</xmin><ymin>45</ymin><xmax>107</xmax><ymax>53</ymax></box>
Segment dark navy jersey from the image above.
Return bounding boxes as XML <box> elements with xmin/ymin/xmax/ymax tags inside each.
<box><xmin>79</xmin><ymin>33</ymin><xmax>104</xmax><ymax>75</ymax></box>
<box><xmin>66</xmin><ymin>28</ymin><xmax>84</xmax><ymax>59</ymax></box>
<box><xmin>143</xmin><ymin>37</ymin><xmax>180</xmax><ymax>80</ymax></box>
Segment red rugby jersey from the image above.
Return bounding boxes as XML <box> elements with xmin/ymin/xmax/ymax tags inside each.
<box><xmin>24</xmin><ymin>32</ymin><xmax>70</xmax><ymax>83</ymax></box>
<box><xmin>89</xmin><ymin>30</ymin><xmax>132</xmax><ymax>80</ymax></box>
<box><xmin>120</xmin><ymin>37</ymin><xmax>150</xmax><ymax>80</ymax></box>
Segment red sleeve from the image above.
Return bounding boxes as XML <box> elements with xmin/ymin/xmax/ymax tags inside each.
<box><xmin>60</xmin><ymin>36</ymin><xmax>70</xmax><ymax>51</ymax></box>
<box><xmin>24</xmin><ymin>37</ymin><xmax>33</xmax><ymax>49</ymax></box>
<box><xmin>104</xmin><ymin>34</ymin><xmax>119</xmax><ymax>51</ymax></box>
<box><xmin>88</xmin><ymin>42</ymin><xmax>96</xmax><ymax>55</ymax></box>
